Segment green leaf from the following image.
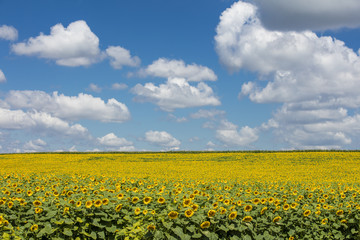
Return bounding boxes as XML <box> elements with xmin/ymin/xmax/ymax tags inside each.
<box><xmin>243</xmin><ymin>235</ymin><xmax>252</xmax><ymax>240</ymax></box>
<box><xmin>106</xmin><ymin>225</ymin><xmax>117</xmax><ymax>233</ymax></box>
<box><xmin>64</xmin><ymin>218</ymin><xmax>74</xmax><ymax>225</ymax></box>
<box><xmin>63</xmin><ymin>228</ymin><xmax>73</xmax><ymax>237</ymax></box>
<box><xmin>98</xmin><ymin>231</ymin><xmax>105</xmax><ymax>239</ymax></box>
<box><xmin>192</xmin><ymin>233</ymin><xmax>202</xmax><ymax>239</ymax></box>
<box><xmin>90</xmin><ymin>231</ymin><xmax>97</xmax><ymax>239</ymax></box>
<box><xmin>186</xmin><ymin>225</ymin><xmax>195</xmax><ymax>233</ymax></box>
<box><xmin>162</xmin><ymin>221</ymin><xmax>173</xmax><ymax>229</ymax></box>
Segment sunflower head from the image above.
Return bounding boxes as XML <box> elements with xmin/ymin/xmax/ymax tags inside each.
<box><xmin>200</xmin><ymin>221</ymin><xmax>210</xmax><ymax>229</ymax></box>
<box><xmin>168</xmin><ymin>211</ymin><xmax>179</xmax><ymax>219</ymax></box>
<box><xmin>242</xmin><ymin>216</ymin><xmax>253</xmax><ymax>222</ymax></box>
<box><xmin>147</xmin><ymin>224</ymin><xmax>156</xmax><ymax>231</ymax></box>
<box><xmin>244</xmin><ymin>205</ymin><xmax>252</xmax><ymax>212</ymax></box>
<box><xmin>273</xmin><ymin>216</ymin><xmax>282</xmax><ymax>223</ymax></box>
<box><xmin>228</xmin><ymin>211</ymin><xmax>237</xmax><ymax>220</ymax></box>
<box><xmin>185</xmin><ymin>209</ymin><xmax>194</xmax><ymax>218</ymax></box>
<box><xmin>115</xmin><ymin>204</ymin><xmax>123</xmax><ymax>212</ymax></box>
<box><xmin>85</xmin><ymin>200</ymin><xmax>92</xmax><ymax>208</ymax></box>
<box><xmin>207</xmin><ymin>209</ymin><xmax>216</xmax><ymax>218</ymax></box>
<box><xmin>303</xmin><ymin>210</ymin><xmax>311</xmax><ymax>217</ymax></box>
<box><xmin>143</xmin><ymin>196</ymin><xmax>152</xmax><ymax>205</ymax></box>
<box><xmin>157</xmin><ymin>197</ymin><xmax>165</xmax><ymax>204</ymax></box>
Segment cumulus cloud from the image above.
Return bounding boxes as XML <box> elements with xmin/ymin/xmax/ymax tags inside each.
<box><xmin>132</xmin><ymin>78</ymin><xmax>220</xmax><ymax>111</ymax></box>
<box><xmin>4</xmin><ymin>90</ymin><xmax>130</xmax><ymax>123</ymax></box>
<box><xmin>111</xmin><ymin>83</ymin><xmax>128</xmax><ymax>90</ymax></box>
<box><xmin>23</xmin><ymin>139</ymin><xmax>47</xmax><ymax>152</ymax></box>
<box><xmin>0</xmin><ymin>108</ymin><xmax>89</xmax><ymax>138</ymax></box>
<box><xmin>144</xmin><ymin>130</ymin><xmax>181</xmax><ymax>150</ymax></box>
<box><xmin>215</xmin><ymin>1</ymin><xmax>360</xmax><ymax>149</ymax></box>
<box><xmin>87</xmin><ymin>83</ymin><xmax>101</xmax><ymax>93</ymax></box>
<box><xmin>190</xmin><ymin>109</ymin><xmax>225</xmax><ymax>119</ymax></box>
<box><xmin>251</xmin><ymin>0</ymin><xmax>360</xmax><ymax>31</ymax></box>
<box><xmin>216</xmin><ymin>120</ymin><xmax>258</xmax><ymax>147</ymax></box>
<box><xmin>106</xmin><ymin>46</ymin><xmax>140</xmax><ymax>69</ymax></box>
<box><xmin>139</xmin><ymin>58</ymin><xmax>217</xmax><ymax>82</ymax></box>
<box><xmin>11</xmin><ymin>20</ymin><xmax>102</xmax><ymax>66</ymax></box>
<box><xmin>98</xmin><ymin>133</ymin><xmax>134</xmax><ymax>151</ymax></box>
<box><xmin>0</xmin><ymin>25</ymin><xmax>18</xmax><ymax>41</ymax></box>
<box><xmin>0</xmin><ymin>69</ymin><xmax>6</xmax><ymax>83</ymax></box>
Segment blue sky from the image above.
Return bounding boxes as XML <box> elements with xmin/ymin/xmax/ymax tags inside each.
<box><xmin>1</xmin><ymin>0</ymin><xmax>360</xmax><ymax>152</ymax></box>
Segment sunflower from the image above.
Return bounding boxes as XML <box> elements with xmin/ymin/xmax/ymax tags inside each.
<box><xmin>340</xmin><ymin>219</ymin><xmax>347</xmax><ymax>224</ymax></box>
<box><xmin>192</xmin><ymin>204</ymin><xmax>199</xmax><ymax>211</ymax></box>
<box><xmin>147</xmin><ymin>224</ymin><xmax>156</xmax><ymax>231</ymax></box>
<box><xmin>220</xmin><ymin>207</ymin><xmax>227</xmax><ymax>215</ymax></box>
<box><xmin>185</xmin><ymin>209</ymin><xmax>194</xmax><ymax>218</ymax></box>
<box><xmin>283</xmin><ymin>204</ymin><xmax>290</xmax><ymax>211</ymax></box>
<box><xmin>207</xmin><ymin>209</ymin><xmax>216</xmax><ymax>218</ymax></box>
<box><xmin>244</xmin><ymin>205</ymin><xmax>253</xmax><ymax>212</ymax></box>
<box><xmin>115</xmin><ymin>204</ymin><xmax>123</xmax><ymax>212</ymax></box>
<box><xmin>157</xmin><ymin>197</ymin><xmax>165</xmax><ymax>204</ymax></box>
<box><xmin>260</xmin><ymin>207</ymin><xmax>267</xmax><ymax>215</ymax></box>
<box><xmin>168</xmin><ymin>211</ymin><xmax>179</xmax><ymax>219</ymax></box>
<box><xmin>183</xmin><ymin>198</ymin><xmax>191</xmax><ymax>207</ymax></box>
<box><xmin>63</xmin><ymin>207</ymin><xmax>70</xmax><ymax>214</ymax></box>
<box><xmin>0</xmin><ymin>200</ymin><xmax>5</xmax><ymax>205</ymax></box>
<box><xmin>117</xmin><ymin>193</ymin><xmax>124</xmax><ymax>199</ymax></box>
<box><xmin>143</xmin><ymin>196</ymin><xmax>152</xmax><ymax>205</ymax></box>
<box><xmin>242</xmin><ymin>216</ymin><xmax>253</xmax><ymax>222</ymax></box>
<box><xmin>212</xmin><ymin>202</ymin><xmax>219</xmax><ymax>208</ymax></box>
<box><xmin>94</xmin><ymin>199</ymin><xmax>102</xmax><ymax>208</ymax></box>
<box><xmin>273</xmin><ymin>216</ymin><xmax>281</xmax><ymax>223</ymax></box>
<box><xmin>33</xmin><ymin>200</ymin><xmax>42</xmax><ymax>207</ymax></box>
<box><xmin>102</xmin><ymin>198</ymin><xmax>109</xmax><ymax>205</ymax></box>
<box><xmin>27</xmin><ymin>190</ymin><xmax>33</xmax><ymax>196</ymax></box>
<box><xmin>30</xmin><ymin>224</ymin><xmax>39</xmax><ymax>232</ymax></box>
<box><xmin>134</xmin><ymin>208</ymin><xmax>141</xmax><ymax>215</ymax></box>
<box><xmin>223</xmin><ymin>199</ymin><xmax>230</xmax><ymax>205</ymax></box>
<box><xmin>131</xmin><ymin>197</ymin><xmax>139</xmax><ymax>204</ymax></box>
<box><xmin>290</xmin><ymin>202</ymin><xmax>298</xmax><ymax>209</ymax></box>
<box><xmin>228</xmin><ymin>211</ymin><xmax>237</xmax><ymax>220</ymax></box>
<box><xmin>8</xmin><ymin>201</ymin><xmax>14</xmax><ymax>209</ymax></box>
<box><xmin>321</xmin><ymin>218</ymin><xmax>328</xmax><ymax>224</ymax></box>
<box><xmin>85</xmin><ymin>200</ymin><xmax>92</xmax><ymax>208</ymax></box>
<box><xmin>336</xmin><ymin>210</ymin><xmax>344</xmax><ymax>216</ymax></box>
<box><xmin>66</xmin><ymin>191</ymin><xmax>74</xmax><ymax>197</ymax></box>
<box><xmin>303</xmin><ymin>210</ymin><xmax>311</xmax><ymax>217</ymax></box>
<box><xmin>253</xmin><ymin>198</ymin><xmax>260</xmax><ymax>205</ymax></box>
<box><xmin>200</xmin><ymin>221</ymin><xmax>210</xmax><ymax>229</ymax></box>
<box><xmin>76</xmin><ymin>201</ymin><xmax>82</xmax><ymax>207</ymax></box>
<box><xmin>35</xmin><ymin>208</ymin><xmax>43</xmax><ymax>214</ymax></box>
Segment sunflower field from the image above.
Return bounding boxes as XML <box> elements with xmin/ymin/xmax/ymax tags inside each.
<box><xmin>1</xmin><ymin>151</ymin><xmax>360</xmax><ymax>239</ymax></box>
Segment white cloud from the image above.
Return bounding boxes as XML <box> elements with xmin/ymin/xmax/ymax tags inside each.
<box><xmin>132</xmin><ymin>77</ymin><xmax>220</xmax><ymax>111</ymax></box>
<box><xmin>112</xmin><ymin>83</ymin><xmax>128</xmax><ymax>90</ymax></box>
<box><xmin>0</xmin><ymin>108</ymin><xmax>89</xmax><ymax>138</ymax></box>
<box><xmin>24</xmin><ymin>139</ymin><xmax>47</xmax><ymax>152</ymax></box>
<box><xmin>0</xmin><ymin>69</ymin><xmax>6</xmax><ymax>83</ymax></box>
<box><xmin>167</xmin><ymin>114</ymin><xmax>187</xmax><ymax>123</ymax></box>
<box><xmin>98</xmin><ymin>133</ymin><xmax>133</xmax><ymax>149</ymax></box>
<box><xmin>106</xmin><ymin>46</ymin><xmax>140</xmax><ymax>69</ymax></box>
<box><xmin>88</xmin><ymin>83</ymin><xmax>101</xmax><ymax>93</ymax></box>
<box><xmin>139</xmin><ymin>58</ymin><xmax>217</xmax><ymax>82</ymax></box>
<box><xmin>215</xmin><ymin>1</ymin><xmax>360</xmax><ymax>149</ymax></box>
<box><xmin>190</xmin><ymin>109</ymin><xmax>225</xmax><ymax>119</ymax></box>
<box><xmin>4</xmin><ymin>90</ymin><xmax>130</xmax><ymax>123</ymax></box>
<box><xmin>0</xmin><ymin>25</ymin><xmax>18</xmax><ymax>41</ymax></box>
<box><xmin>11</xmin><ymin>20</ymin><xmax>102</xmax><ymax>66</ymax></box>
<box><xmin>216</xmin><ymin>120</ymin><xmax>258</xmax><ymax>147</ymax></box>
<box><xmin>144</xmin><ymin>130</ymin><xmax>181</xmax><ymax>150</ymax></box>
<box><xmin>251</xmin><ymin>0</ymin><xmax>360</xmax><ymax>31</ymax></box>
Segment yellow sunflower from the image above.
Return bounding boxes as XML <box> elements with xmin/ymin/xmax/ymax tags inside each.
<box><xmin>303</xmin><ymin>210</ymin><xmax>311</xmax><ymax>217</ymax></box>
<box><xmin>185</xmin><ymin>209</ymin><xmax>194</xmax><ymax>218</ymax></box>
<box><xmin>157</xmin><ymin>197</ymin><xmax>165</xmax><ymax>204</ymax></box>
<box><xmin>147</xmin><ymin>224</ymin><xmax>156</xmax><ymax>231</ymax></box>
<box><xmin>168</xmin><ymin>211</ymin><xmax>179</xmax><ymax>219</ymax></box>
<box><xmin>85</xmin><ymin>200</ymin><xmax>92</xmax><ymax>208</ymax></box>
<box><xmin>273</xmin><ymin>216</ymin><xmax>282</xmax><ymax>223</ymax></box>
<box><xmin>207</xmin><ymin>209</ymin><xmax>216</xmax><ymax>218</ymax></box>
<box><xmin>242</xmin><ymin>216</ymin><xmax>253</xmax><ymax>222</ymax></box>
<box><xmin>200</xmin><ymin>221</ymin><xmax>210</xmax><ymax>229</ymax></box>
<box><xmin>115</xmin><ymin>204</ymin><xmax>123</xmax><ymax>212</ymax></box>
<box><xmin>228</xmin><ymin>211</ymin><xmax>237</xmax><ymax>220</ymax></box>
<box><xmin>143</xmin><ymin>196</ymin><xmax>152</xmax><ymax>205</ymax></box>
<box><xmin>94</xmin><ymin>199</ymin><xmax>102</xmax><ymax>208</ymax></box>
<box><xmin>244</xmin><ymin>205</ymin><xmax>253</xmax><ymax>212</ymax></box>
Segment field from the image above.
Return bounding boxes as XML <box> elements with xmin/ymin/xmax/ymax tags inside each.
<box><xmin>1</xmin><ymin>151</ymin><xmax>360</xmax><ymax>239</ymax></box>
